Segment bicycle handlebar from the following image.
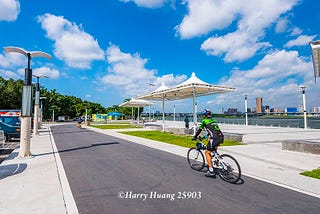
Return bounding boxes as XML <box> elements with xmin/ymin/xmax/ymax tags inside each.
<box><xmin>192</xmin><ymin>136</ymin><xmax>207</xmax><ymax>141</ymax></box>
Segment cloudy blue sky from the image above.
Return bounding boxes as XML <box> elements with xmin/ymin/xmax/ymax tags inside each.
<box><xmin>0</xmin><ymin>0</ymin><xmax>319</xmax><ymax>113</ymax></box>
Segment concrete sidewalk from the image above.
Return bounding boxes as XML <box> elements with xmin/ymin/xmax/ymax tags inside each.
<box><xmin>0</xmin><ymin>125</ymin><xmax>77</xmax><ymax>214</ymax></box>
<box><xmin>0</xmin><ymin>122</ymin><xmax>319</xmax><ymax>214</ymax></box>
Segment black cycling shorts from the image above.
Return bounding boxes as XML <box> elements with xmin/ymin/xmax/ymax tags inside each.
<box><xmin>206</xmin><ymin>139</ymin><xmax>220</xmax><ymax>151</ymax></box>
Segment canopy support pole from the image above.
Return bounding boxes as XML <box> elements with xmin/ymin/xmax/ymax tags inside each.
<box><xmin>193</xmin><ymin>88</ymin><xmax>197</xmax><ymax>135</ymax></box>
<box><xmin>137</xmin><ymin>106</ymin><xmax>140</xmax><ymax>124</ymax></box>
<box><xmin>131</xmin><ymin>106</ymin><xmax>134</xmax><ymax>124</ymax></box>
<box><xmin>162</xmin><ymin>95</ymin><xmax>165</xmax><ymax>132</ymax></box>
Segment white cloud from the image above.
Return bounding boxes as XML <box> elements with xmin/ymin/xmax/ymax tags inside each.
<box><xmin>177</xmin><ymin>0</ymin><xmax>299</xmax><ymax>62</ymax></box>
<box><xmin>0</xmin><ymin>52</ymin><xmax>26</xmax><ymax>68</ymax></box>
<box><xmin>33</xmin><ymin>67</ymin><xmax>60</xmax><ymax>79</ymax></box>
<box><xmin>119</xmin><ymin>0</ymin><xmax>171</xmax><ymax>8</ymax></box>
<box><xmin>16</xmin><ymin>66</ymin><xmax>59</xmax><ymax>80</ymax></box>
<box><xmin>176</xmin><ymin>0</ymin><xmax>239</xmax><ymax>38</ymax></box>
<box><xmin>208</xmin><ymin>49</ymin><xmax>318</xmax><ymax>112</ymax></box>
<box><xmin>100</xmin><ymin>44</ymin><xmax>186</xmax><ymax>97</ymax></box>
<box><xmin>201</xmin><ymin>31</ymin><xmax>271</xmax><ymax>62</ymax></box>
<box><xmin>37</xmin><ymin>13</ymin><xmax>105</xmax><ymax>69</ymax></box>
<box><xmin>0</xmin><ymin>69</ymin><xmax>21</xmax><ymax>79</ymax></box>
<box><xmin>0</xmin><ymin>0</ymin><xmax>20</xmax><ymax>21</ymax></box>
<box><xmin>284</xmin><ymin>35</ymin><xmax>316</xmax><ymax>48</ymax></box>
<box><xmin>290</xmin><ymin>27</ymin><xmax>303</xmax><ymax>36</ymax></box>
<box><xmin>275</xmin><ymin>17</ymin><xmax>289</xmax><ymax>34</ymax></box>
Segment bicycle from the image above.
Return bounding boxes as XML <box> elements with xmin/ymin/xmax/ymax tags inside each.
<box><xmin>187</xmin><ymin>136</ymin><xmax>241</xmax><ymax>183</ymax></box>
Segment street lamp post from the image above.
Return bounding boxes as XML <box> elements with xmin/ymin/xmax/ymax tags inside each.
<box><xmin>4</xmin><ymin>46</ymin><xmax>51</xmax><ymax>158</ymax></box>
<box><xmin>300</xmin><ymin>86</ymin><xmax>307</xmax><ymax>130</ymax></box>
<box><xmin>32</xmin><ymin>75</ymin><xmax>48</xmax><ymax>135</ymax></box>
<box><xmin>52</xmin><ymin>108</ymin><xmax>55</xmax><ymax>123</ymax></box>
<box><xmin>244</xmin><ymin>94</ymin><xmax>248</xmax><ymax>126</ymax></box>
<box><xmin>39</xmin><ymin>96</ymin><xmax>47</xmax><ymax>127</ymax></box>
<box><xmin>85</xmin><ymin>108</ymin><xmax>88</xmax><ymax>125</ymax></box>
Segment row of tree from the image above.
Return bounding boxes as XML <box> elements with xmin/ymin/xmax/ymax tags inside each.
<box><xmin>0</xmin><ymin>76</ymin><xmax>140</xmax><ymax>120</ymax></box>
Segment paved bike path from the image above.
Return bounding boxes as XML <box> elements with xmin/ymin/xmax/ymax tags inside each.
<box><xmin>0</xmin><ymin>123</ymin><xmax>319</xmax><ymax>214</ymax></box>
<box><xmin>54</xmin><ymin>124</ymin><xmax>319</xmax><ymax>214</ymax></box>
<box><xmin>86</xmin><ymin>125</ymin><xmax>320</xmax><ymax>198</ymax></box>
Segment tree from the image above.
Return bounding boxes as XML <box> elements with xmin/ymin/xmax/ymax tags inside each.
<box><xmin>0</xmin><ymin>76</ymin><xmax>109</xmax><ymax>119</ymax></box>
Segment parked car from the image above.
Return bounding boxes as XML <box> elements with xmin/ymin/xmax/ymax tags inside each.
<box><xmin>0</xmin><ymin>115</ymin><xmax>20</xmax><ymax>126</ymax></box>
<box><xmin>0</xmin><ymin>111</ymin><xmax>21</xmax><ymax>142</ymax></box>
<box><xmin>0</xmin><ymin>119</ymin><xmax>20</xmax><ymax>142</ymax></box>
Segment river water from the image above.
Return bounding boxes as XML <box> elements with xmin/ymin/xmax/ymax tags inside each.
<box><xmin>151</xmin><ymin>116</ymin><xmax>320</xmax><ymax>129</ymax></box>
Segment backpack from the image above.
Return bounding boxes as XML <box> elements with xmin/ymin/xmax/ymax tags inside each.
<box><xmin>206</xmin><ymin>123</ymin><xmax>224</xmax><ymax>144</ymax></box>
<box><xmin>214</xmin><ymin>130</ymin><xmax>224</xmax><ymax>144</ymax></box>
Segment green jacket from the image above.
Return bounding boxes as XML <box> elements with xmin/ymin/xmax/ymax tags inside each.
<box><xmin>194</xmin><ymin>118</ymin><xmax>221</xmax><ymax>138</ymax></box>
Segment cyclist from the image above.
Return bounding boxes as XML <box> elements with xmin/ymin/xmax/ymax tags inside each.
<box><xmin>192</xmin><ymin>109</ymin><xmax>224</xmax><ymax>178</ymax></box>
<box><xmin>77</xmin><ymin>117</ymin><xmax>83</xmax><ymax>128</ymax></box>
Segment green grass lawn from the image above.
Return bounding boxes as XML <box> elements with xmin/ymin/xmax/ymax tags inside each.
<box><xmin>300</xmin><ymin>168</ymin><xmax>320</xmax><ymax>179</ymax></box>
<box><xmin>120</xmin><ymin>131</ymin><xmax>243</xmax><ymax>148</ymax></box>
<box><xmin>91</xmin><ymin>124</ymin><xmax>141</xmax><ymax>129</ymax></box>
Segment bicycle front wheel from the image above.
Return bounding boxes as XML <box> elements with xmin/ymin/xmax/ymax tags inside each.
<box><xmin>187</xmin><ymin>148</ymin><xmax>205</xmax><ymax>171</ymax></box>
<box><xmin>217</xmin><ymin>154</ymin><xmax>241</xmax><ymax>183</ymax></box>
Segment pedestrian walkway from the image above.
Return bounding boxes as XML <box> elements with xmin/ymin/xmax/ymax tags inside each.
<box><xmin>0</xmin><ymin>122</ymin><xmax>319</xmax><ymax>214</ymax></box>
<box><xmin>0</xmin><ymin>125</ymin><xmax>77</xmax><ymax>214</ymax></box>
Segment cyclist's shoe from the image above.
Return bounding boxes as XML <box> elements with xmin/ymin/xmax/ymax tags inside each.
<box><xmin>205</xmin><ymin>170</ymin><xmax>216</xmax><ymax>178</ymax></box>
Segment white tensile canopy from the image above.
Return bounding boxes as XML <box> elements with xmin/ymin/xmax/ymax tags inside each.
<box><xmin>134</xmin><ymin>82</ymin><xmax>169</xmax><ymax>128</ymax></box>
<box><xmin>310</xmin><ymin>40</ymin><xmax>320</xmax><ymax>80</ymax></box>
<box><xmin>119</xmin><ymin>98</ymin><xmax>154</xmax><ymax>124</ymax></box>
<box><xmin>135</xmin><ymin>72</ymin><xmax>236</xmax><ymax>132</ymax></box>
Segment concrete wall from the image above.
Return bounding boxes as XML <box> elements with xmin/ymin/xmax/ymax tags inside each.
<box><xmin>282</xmin><ymin>141</ymin><xmax>320</xmax><ymax>154</ymax></box>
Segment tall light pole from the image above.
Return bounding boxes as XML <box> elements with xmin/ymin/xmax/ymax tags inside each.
<box><xmin>4</xmin><ymin>46</ymin><xmax>51</xmax><ymax>158</ymax></box>
<box><xmin>244</xmin><ymin>94</ymin><xmax>248</xmax><ymax>126</ymax></box>
<box><xmin>85</xmin><ymin>108</ymin><xmax>88</xmax><ymax>125</ymax></box>
<box><xmin>300</xmin><ymin>86</ymin><xmax>307</xmax><ymax>130</ymax></box>
<box><xmin>52</xmin><ymin>108</ymin><xmax>55</xmax><ymax>123</ymax></box>
<box><xmin>32</xmin><ymin>75</ymin><xmax>48</xmax><ymax>135</ymax></box>
<box><xmin>39</xmin><ymin>96</ymin><xmax>47</xmax><ymax>127</ymax></box>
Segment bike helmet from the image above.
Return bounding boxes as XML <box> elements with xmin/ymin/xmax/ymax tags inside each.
<box><xmin>201</xmin><ymin>109</ymin><xmax>212</xmax><ymax>118</ymax></box>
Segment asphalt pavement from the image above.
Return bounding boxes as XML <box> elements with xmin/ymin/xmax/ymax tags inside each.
<box><xmin>0</xmin><ymin>121</ymin><xmax>319</xmax><ymax>214</ymax></box>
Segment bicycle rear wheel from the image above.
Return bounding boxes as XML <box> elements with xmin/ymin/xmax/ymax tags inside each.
<box><xmin>216</xmin><ymin>154</ymin><xmax>241</xmax><ymax>183</ymax></box>
<box><xmin>187</xmin><ymin>148</ymin><xmax>205</xmax><ymax>171</ymax></box>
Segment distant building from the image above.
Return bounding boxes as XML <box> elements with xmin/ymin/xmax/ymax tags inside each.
<box><xmin>311</xmin><ymin>107</ymin><xmax>320</xmax><ymax>113</ymax></box>
<box><xmin>256</xmin><ymin>97</ymin><xmax>262</xmax><ymax>113</ymax></box>
<box><xmin>285</xmin><ymin>107</ymin><xmax>298</xmax><ymax>113</ymax></box>
<box><xmin>264</xmin><ymin>105</ymin><xmax>270</xmax><ymax>113</ymax></box>
<box><xmin>225</xmin><ymin>108</ymin><xmax>238</xmax><ymax>115</ymax></box>
<box><xmin>271</xmin><ymin>108</ymin><xmax>282</xmax><ymax>113</ymax></box>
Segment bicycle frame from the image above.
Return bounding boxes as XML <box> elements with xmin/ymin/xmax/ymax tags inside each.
<box><xmin>187</xmin><ymin>136</ymin><xmax>241</xmax><ymax>183</ymax></box>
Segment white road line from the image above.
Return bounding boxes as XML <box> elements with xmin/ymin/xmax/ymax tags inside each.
<box><xmin>49</xmin><ymin>126</ymin><xmax>79</xmax><ymax>214</ymax></box>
